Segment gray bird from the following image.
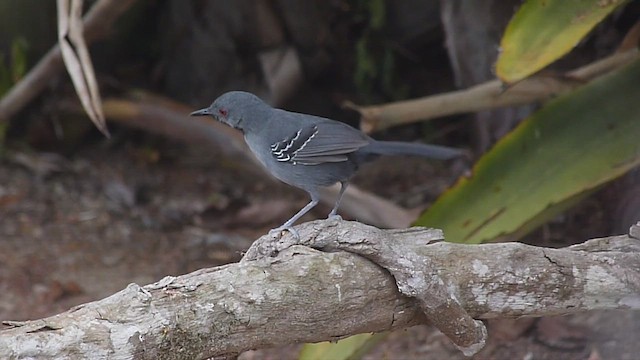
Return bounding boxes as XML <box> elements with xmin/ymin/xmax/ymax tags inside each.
<box><xmin>191</xmin><ymin>91</ymin><xmax>462</xmax><ymax>237</ymax></box>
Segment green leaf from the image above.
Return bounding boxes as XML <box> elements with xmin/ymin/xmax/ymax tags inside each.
<box><xmin>354</xmin><ymin>37</ymin><xmax>377</xmax><ymax>95</ymax></box>
<box><xmin>10</xmin><ymin>37</ymin><xmax>28</xmax><ymax>83</ymax></box>
<box><xmin>368</xmin><ymin>0</ymin><xmax>386</xmax><ymax>30</ymax></box>
<box><xmin>299</xmin><ymin>333</ymin><xmax>387</xmax><ymax>360</ymax></box>
<box><xmin>496</xmin><ymin>0</ymin><xmax>628</xmax><ymax>83</ymax></box>
<box><xmin>0</xmin><ymin>37</ymin><xmax>28</xmax><ymax>96</ymax></box>
<box><xmin>417</xmin><ymin>58</ymin><xmax>640</xmax><ymax>244</ymax></box>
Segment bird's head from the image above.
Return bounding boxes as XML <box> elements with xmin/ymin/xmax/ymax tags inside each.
<box><xmin>190</xmin><ymin>91</ymin><xmax>268</xmax><ymax>132</ymax></box>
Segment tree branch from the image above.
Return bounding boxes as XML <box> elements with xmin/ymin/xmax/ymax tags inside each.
<box><xmin>2</xmin><ymin>221</ymin><xmax>639</xmax><ymax>359</ymax></box>
<box><xmin>346</xmin><ymin>49</ymin><xmax>639</xmax><ymax>133</ymax></box>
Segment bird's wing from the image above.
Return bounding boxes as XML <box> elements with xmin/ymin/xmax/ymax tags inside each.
<box><xmin>270</xmin><ymin>121</ymin><xmax>370</xmax><ymax>165</ymax></box>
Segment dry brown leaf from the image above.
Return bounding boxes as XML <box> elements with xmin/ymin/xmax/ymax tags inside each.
<box><xmin>57</xmin><ymin>0</ymin><xmax>109</xmax><ymax>137</ymax></box>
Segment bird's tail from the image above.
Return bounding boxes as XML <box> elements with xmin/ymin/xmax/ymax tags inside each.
<box><xmin>364</xmin><ymin>140</ymin><xmax>463</xmax><ymax>160</ymax></box>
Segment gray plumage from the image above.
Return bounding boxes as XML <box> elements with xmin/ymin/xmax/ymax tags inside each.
<box><xmin>191</xmin><ymin>91</ymin><xmax>462</xmax><ymax>236</ymax></box>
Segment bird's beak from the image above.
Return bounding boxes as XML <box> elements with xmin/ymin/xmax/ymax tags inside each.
<box><xmin>189</xmin><ymin>108</ymin><xmax>211</xmax><ymax>117</ymax></box>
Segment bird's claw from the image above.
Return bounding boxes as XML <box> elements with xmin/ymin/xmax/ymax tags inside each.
<box><xmin>269</xmin><ymin>226</ymin><xmax>300</xmax><ymax>240</ymax></box>
<box><xmin>327</xmin><ymin>214</ymin><xmax>342</xmax><ymax>221</ymax></box>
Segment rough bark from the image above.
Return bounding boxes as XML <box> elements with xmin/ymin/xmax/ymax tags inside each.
<box><xmin>2</xmin><ymin>220</ymin><xmax>639</xmax><ymax>359</ymax></box>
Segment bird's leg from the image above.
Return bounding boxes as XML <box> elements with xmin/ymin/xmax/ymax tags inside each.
<box><xmin>328</xmin><ymin>181</ymin><xmax>349</xmax><ymax>219</ymax></box>
<box><xmin>269</xmin><ymin>192</ymin><xmax>319</xmax><ymax>239</ymax></box>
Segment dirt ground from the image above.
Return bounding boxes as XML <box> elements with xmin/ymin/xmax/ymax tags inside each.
<box><xmin>0</xmin><ymin>144</ymin><xmax>638</xmax><ymax>359</ymax></box>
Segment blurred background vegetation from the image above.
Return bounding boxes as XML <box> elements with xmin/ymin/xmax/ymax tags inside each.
<box><xmin>0</xmin><ymin>0</ymin><xmax>639</xmax><ymax>359</ymax></box>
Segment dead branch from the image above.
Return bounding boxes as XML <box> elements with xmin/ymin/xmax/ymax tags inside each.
<box><xmin>2</xmin><ymin>220</ymin><xmax>638</xmax><ymax>359</ymax></box>
<box><xmin>0</xmin><ymin>0</ymin><xmax>137</xmax><ymax>123</ymax></box>
<box><xmin>348</xmin><ymin>49</ymin><xmax>639</xmax><ymax>133</ymax></box>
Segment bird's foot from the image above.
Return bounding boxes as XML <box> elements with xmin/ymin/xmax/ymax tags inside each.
<box><xmin>269</xmin><ymin>225</ymin><xmax>300</xmax><ymax>240</ymax></box>
<box><xmin>327</xmin><ymin>214</ymin><xmax>342</xmax><ymax>221</ymax></box>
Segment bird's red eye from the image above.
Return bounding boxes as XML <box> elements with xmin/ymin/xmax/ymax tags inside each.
<box><xmin>218</xmin><ymin>108</ymin><xmax>228</xmax><ymax>117</ymax></box>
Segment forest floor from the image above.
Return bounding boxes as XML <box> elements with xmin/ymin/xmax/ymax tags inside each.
<box><xmin>0</xmin><ymin>144</ymin><xmax>638</xmax><ymax>360</ymax></box>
